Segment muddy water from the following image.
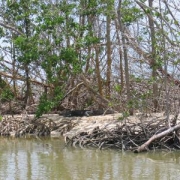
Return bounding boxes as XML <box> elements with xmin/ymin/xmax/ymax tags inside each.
<box><xmin>0</xmin><ymin>137</ymin><xmax>180</xmax><ymax>180</ymax></box>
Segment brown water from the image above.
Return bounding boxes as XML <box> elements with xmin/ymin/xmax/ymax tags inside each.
<box><xmin>0</xmin><ymin>137</ymin><xmax>180</xmax><ymax>180</ymax></box>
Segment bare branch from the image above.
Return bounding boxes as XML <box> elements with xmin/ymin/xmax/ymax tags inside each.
<box><xmin>0</xmin><ymin>71</ymin><xmax>53</xmax><ymax>88</ymax></box>
<box><xmin>0</xmin><ymin>21</ymin><xmax>24</xmax><ymax>35</ymax></box>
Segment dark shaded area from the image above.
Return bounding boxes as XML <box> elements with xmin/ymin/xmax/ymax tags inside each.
<box><xmin>60</xmin><ymin>109</ymin><xmax>115</xmax><ymax>117</ymax></box>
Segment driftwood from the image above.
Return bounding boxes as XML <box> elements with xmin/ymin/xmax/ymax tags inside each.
<box><xmin>134</xmin><ymin>123</ymin><xmax>180</xmax><ymax>153</ymax></box>
<box><xmin>134</xmin><ymin>115</ymin><xmax>179</xmax><ymax>153</ymax></box>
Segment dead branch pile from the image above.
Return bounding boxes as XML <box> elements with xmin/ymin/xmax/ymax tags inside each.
<box><xmin>1</xmin><ymin>113</ymin><xmax>180</xmax><ymax>153</ymax></box>
<box><xmin>0</xmin><ymin>114</ymin><xmax>78</xmax><ymax>137</ymax></box>
<box><xmin>65</xmin><ymin>114</ymin><xmax>180</xmax><ymax>152</ymax></box>
<box><xmin>0</xmin><ymin>115</ymin><xmax>51</xmax><ymax>137</ymax></box>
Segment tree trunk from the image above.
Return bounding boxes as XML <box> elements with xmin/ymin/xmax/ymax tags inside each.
<box><xmin>106</xmin><ymin>14</ymin><xmax>112</xmax><ymax>99</ymax></box>
<box><xmin>148</xmin><ymin>0</ymin><xmax>159</xmax><ymax>112</ymax></box>
<box><xmin>95</xmin><ymin>47</ymin><xmax>103</xmax><ymax>96</ymax></box>
<box><xmin>11</xmin><ymin>38</ymin><xmax>17</xmax><ymax>97</ymax></box>
<box><xmin>114</xmin><ymin>16</ymin><xmax>124</xmax><ymax>94</ymax></box>
<box><xmin>117</xmin><ymin>1</ymin><xmax>133</xmax><ymax>115</ymax></box>
<box><xmin>23</xmin><ymin>15</ymin><xmax>31</xmax><ymax>108</ymax></box>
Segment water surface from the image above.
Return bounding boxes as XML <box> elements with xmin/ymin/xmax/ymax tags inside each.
<box><xmin>0</xmin><ymin>137</ymin><xmax>180</xmax><ymax>180</ymax></box>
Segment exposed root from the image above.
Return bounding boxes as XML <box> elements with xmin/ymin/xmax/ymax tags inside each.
<box><xmin>65</xmin><ymin>114</ymin><xmax>180</xmax><ymax>152</ymax></box>
<box><xmin>1</xmin><ymin>113</ymin><xmax>180</xmax><ymax>153</ymax></box>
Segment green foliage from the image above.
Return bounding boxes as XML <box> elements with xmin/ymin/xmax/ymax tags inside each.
<box><xmin>84</xmin><ymin>35</ymin><xmax>100</xmax><ymax>46</ymax></box>
<box><xmin>60</xmin><ymin>47</ymin><xmax>78</xmax><ymax>63</ymax></box>
<box><xmin>121</xmin><ymin>0</ymin><xmax>143</xmax><ymax>25</ymax></box>
<box><xmin>141</xmin><ymin>90</ymin><xmax>152</xmax><ymax>100</ymax></box>
<box><xmin>154</xmin><ymin>12</ymin><xmax>161</xmax><ymax>17</ymax></box>
<box><xmin>36</xmin><ymin>86</ymin><xmax>64</xmax><ymax>117</ymax></box>
<box><xmin>0</xmin><ymin>27</ymin><xmax>4</xmax><ymax>38</ymax></box>
<box><xmin>0</xmin><ymin>0</ymin><xmax>178</xmax><ymax>118</ymax></box>
<box><xmin>59</xmin><ymin>1</ymin><xmax>76</xmax><ymax>15</ymax></box>
<box><xmin>173</xmin><ymin>59</ymin><xmax>180</xmax><ymax>66</ymax></box>
<box><xmin>14</xmin><ymin>37</ymin><xmax>39</xmax><ymax>64</ymax></box>
<box><xmin>129</xmin><ymin>89</ymin><xmax>153</xmax><ymax>113</ymax></box>
<box><xmin>36</xmin><ymin>95</ymin><xmax>55</xmax><ymax>118</ymax></box>
<box><xmin>0</xmin><ymin>77</ymin><xmax>14</xmax><ymax>102</ymax></box>
<box><xmin>0</xmin><ymin>88</ymin><xmax>14</xmax><ymax>102</ymax></box>
<box><xmin>118</xmin><ymin>111</ymin><xmax>130</xmax><ymax>121</ymax></box>
<box><xmin>114</xmin><ymin>84</ymin><xmax>122</xmax><ymax>93</ymax></box>
<box><xmin>87</xmin><ymin>68</ymin><xmax>94</xmax><ymax>75</ymax></box>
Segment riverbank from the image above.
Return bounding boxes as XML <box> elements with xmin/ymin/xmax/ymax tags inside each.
<box><xmin>1</xmin><ymin>112</ymin><xmax>180</xmax><ymax>152</ymax></box>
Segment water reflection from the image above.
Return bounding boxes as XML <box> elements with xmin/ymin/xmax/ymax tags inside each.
<box><xmin>0</xmin><ymin>137</ymin><xmax>180</xmax><ymax>180</ymax></box>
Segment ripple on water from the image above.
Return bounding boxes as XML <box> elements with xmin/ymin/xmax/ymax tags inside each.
<box><xmin>0</xmin><ymin>137</ymin><xmax>180</xmax><ymax>180</ymax></box>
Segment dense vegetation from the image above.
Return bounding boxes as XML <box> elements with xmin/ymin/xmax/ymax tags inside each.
<box><xmin>0</xmin><ymin>0</ymin><xmax>179</xmax><ymax>120</ymax></box>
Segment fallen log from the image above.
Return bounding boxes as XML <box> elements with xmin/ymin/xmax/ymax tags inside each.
<box><xmin>134</xmin><ymin>121</ymin><xmax>180</xmax><ymax>153</ymax></box>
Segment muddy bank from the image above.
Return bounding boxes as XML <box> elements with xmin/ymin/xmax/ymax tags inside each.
<box><xmin>1</xmin><ymin>113</ymin><xmax>180</xmax><ymax>152</ymax></box>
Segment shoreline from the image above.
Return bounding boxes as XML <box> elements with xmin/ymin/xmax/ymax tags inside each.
<box><xmin>1</xmin><ymin>113</ymin><xmax>180</xmax><ymax>152</ymax></box>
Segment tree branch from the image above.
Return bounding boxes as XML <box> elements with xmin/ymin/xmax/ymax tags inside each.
<box><xmin>0</xmin><ymin>21</ymin><xmax>24</xmax><ymax>35</ymax></box>
<box><xmin>0</xmin><ymin>71</ymin><xmax>53</xmax><ymax>88</ymax></box>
